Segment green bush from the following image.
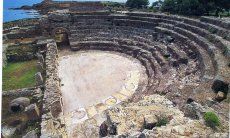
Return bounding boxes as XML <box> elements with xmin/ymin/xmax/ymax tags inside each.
<box><xmin>156</xmin><ymin>116</ymin><xmax>169</xmax><ymax>127</ymax></box>
<box><xmin>204</xmin><ymin>112</ymin><xmax>220</xmax><ymax>128</ymax></box>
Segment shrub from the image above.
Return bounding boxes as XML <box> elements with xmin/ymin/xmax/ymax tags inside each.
<box><xmin>156</xmin><ymin>116</ymin><xmax>169</xmax><ymax>127</ymax></box>
<box><xmin>204</xmin><ymin>112</ymin><xmax>220</xmax><ymax>128</ymax></box>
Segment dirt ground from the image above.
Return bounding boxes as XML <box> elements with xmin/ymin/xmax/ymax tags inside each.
<box><xmin>58</xmin><ymin>50</ymin><xmax>148</xmax><ymax>113</ymax></box>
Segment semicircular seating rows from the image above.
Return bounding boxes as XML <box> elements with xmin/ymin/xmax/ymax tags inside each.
<box><xmin>45</xmin><ymin>11</ymin><xmax>230</xmax><ymax>102</ymax></box>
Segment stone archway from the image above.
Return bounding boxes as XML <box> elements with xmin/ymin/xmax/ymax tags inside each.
<box><xmin>51</xmin><ymin>27</ymin><xmax>70</xmax><ymax>47</ymax></box>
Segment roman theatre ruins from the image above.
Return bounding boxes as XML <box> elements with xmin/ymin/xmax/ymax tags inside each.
<box><xmin>38</xmin><ymin>11</ymin><xmax>229</xmax><ymax>137</ymax></box>
<box><xmin>3</xmin><ymin>6</ymin><xmax>229</xmax><ymax>137</ymax></box>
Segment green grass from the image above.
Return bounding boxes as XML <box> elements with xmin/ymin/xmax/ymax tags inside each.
<box><xmin>156</xmin><ymin>116</ymin><xmax>169</xmax><ymax>127</ymax></box>
<box><xmin>3</xmin><ymin>60</ymin><xmax>38</xmax><ymax>91</ymax></box>
<box><xmin>204</xmin><ymin>112</ymin><xmax>220</xmax><ymax>128</ymax></box>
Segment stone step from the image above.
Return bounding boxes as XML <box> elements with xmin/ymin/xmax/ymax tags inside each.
<box><xmin>159</xmin><ymin>23</ymin><xmax>229</xmax><ymax>81</ymax></box>
<box><xmin>157</xmin><ymin>19</ymin><xmax>230</xmax><ymax>58</ymax></box>
<box><xmin>72</xmin><ymin>20</ymin><xmax>112</xmax><ymax>26</ymax></box>
<box><xmin>73</xmin><ymin>14</ymin><xmax>111</xmax><ymax>22</ymax></box>
<box><xmin>69</xmin><ymin>39</ymin><xmax>166</xmax><ymax>79</ymax></box>
<box><xmin>126</xmin><ymin>12</ymin><xmax>230</xmax><ymax>41</ymax></box>
<box><xmin>70</xmin><ymin>28</ymin><xmax>150</xmax><ymax>39</ymax></box>
<box><xmin>200</xmin><ymin>16</ymin><xmax>230</xmax><ymax>30</ymax></box>
<box><xmin>110</xmin><ymin>14</ymin><xmax>230</xmax><ymax>57</ymax></box>
<box><xmin>159</xmin><ymin>23</ymin><xmax>218</xmax><ymax>65</ymax></box>
<box><xmin>166</xmin><ymin>43</ymin><xmax>188</xmax><ymax>62</ymax></box>
<box><xmin>172</xmin><ymin>16</ymin><xmax>230</xmax><ymax>42</ymax></box>
<box><xmin>110</xmin><ymin>14</ymin><xmax>162</xmax><ymax>24</ymax></box>
<box><xmin>116</xmin><ymin>38</ymin><xmax>168</xmax><ymax>66</ymax></box>
<box><xmin>70</xmin><ymin>25</ymin><xmax>156</xmax><ymax>39</ymax></box>
<box><xmin>72</xmin><ymin>41</ymin><xmax>157</xmax><ymax>83</ymax></box>
<box><xmin>113</xmin><ymin>19</ymin><xmax>157</xmax><ymax>29</ymax></box>
<box><xmin>70</xmin><ymin>29</ymin><xmax>196</xmax><ymax>71</ymax></box>
<box><xmin>70</xmin><ymin>25</ymin><xmax>112</xmax><ymax>32</ymax></box>
<box><xmin>69</xmin><ymin>27</ymin><xmax>169</xmax><ymax>64</ymax></box>
<box><xmin>155</xmin><ymin>26</ymin><xmax>215</xmax><ymax>80</ymax></box>
<box><xmin>70</xmin><ymin>35</ymin><xmax>164</xmax><ymax>66</ymax></box>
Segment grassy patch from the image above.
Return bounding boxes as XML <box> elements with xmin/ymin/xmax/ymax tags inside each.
<box><xmin>204</xmin><ymin>112</ymin><xmax>220</xmax><ymax>128</ymax></box>
<box><xmin>156</xmin><ymin>116</ymin><xmax>169</xmax><ymax>127</ymax></box>
<box><xmin>3</xmin><ymin>60</ymin><xmax>37</xmax><ymax>91</ymax></box>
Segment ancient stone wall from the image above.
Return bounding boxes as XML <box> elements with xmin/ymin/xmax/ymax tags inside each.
<box><xmin>6</xmin><ymin>43</ymin><xmax>39</xmax><ymax>62</ymax></box>
<box><xmin>2</xmin><ymin>87</ymin><xmax>40</xmax><ymax>115</ymax></box>
<box><xmin>42</xmin><ymin>40</ymin><xmax>62</xmax><ymax>117</ymax></box>
<box><xmin>3</xmin><ymin>20</ymin><xmax>44</xmax><ymax>62</ymax></box>
<box><xmin>2</xmin><ymin>44</ymin><xmax>8</xmax><ymax>68</ymax></box>
<box><xmin>2</xmin><ymin>87</ymin><xmax>42</xmax><ymax>137</ymax></box>
<box><xmin>41</xmin><ymin>40</ymin><xmax>66</xmax><ymax>137</ymax></box>
<box><xmin>3</xmin><ymin>18</ymin><xmax>39</xmax><ymax>29</ymax></box>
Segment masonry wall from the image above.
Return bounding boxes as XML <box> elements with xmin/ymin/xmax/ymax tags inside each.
<box><xmin>41</xmin><ymin>40</ymin><xmax>66</xmax><ymax>137</ymax></box>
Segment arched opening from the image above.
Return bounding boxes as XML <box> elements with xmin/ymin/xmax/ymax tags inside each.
<box><xmin>52</xmin><ymin>27</ymin><xmax>70</xmax><ymax>49</ymax></box>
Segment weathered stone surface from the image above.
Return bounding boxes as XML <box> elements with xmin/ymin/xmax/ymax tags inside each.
<box><xmin>48</xmin><ymin>13</ymin><xmax>72</xmax><ymax>22</ymax></box>
<box><xmin>41</xmin><ymin>40</ymin><xmax>65</xmax><ymax>137</ymax></box>
<box><xmin>1</xmin><ymin>126</ymin><xmax>16</xmax><ymax>137</ymax></box>
<box><xmin>50</xmin><ymin>101</ymin><xmax>62</xmax><ymax>118</ymax></box>
<box><xmin>143</xmin><ymin>115</ymin><xmax>157</xmax><ymax>130</ymax></box>
<box><xmin>35</xmin><ymin>72</ymin><xmax>43</xmax><ymax>86</ymax></box>
<box><xmin>99</xmin><ymin>122</ymin><xmax>108</xmax><ymax>137</ymax></box>
<box><xmin>92</xmin><ymin>94</ymin><xmax>228</xmax><ymax>137</ymax></box>
<box><xmin>9</xmin><ymin>97</ymin><xmax>30</xmax><ymax>113</ymax></box>
<box><xmin>165</xmin><ymin>35</ymin><xmax>174</xmax><ymax>43</ymax></box>
<box><xmin>215</xmin><ymin>91</ymin><xmax>225</xmax><ymax>101</ymax></box>
<box><xmin>25</xmin><ymin>104</ymin><xmax>40</xmax><ymax>121</ymax></box>
<box><xmin>106</xmin><ymin>95</ymin><xmax>180</xmax><ymax>135</ymax></box>
<box><xmin>37</xmin><ymin>62</ymin><xmax>44</xmax><ymax>71</ymax></box>
<box><xmin>70</xmin><ymin>118</ymin><xmax>99</xmax><ymax>138</ymax></box>
<box><xmin>22</xmin><ymin>130</ymin><xmax>38</xmax><ymax>138</ymax></box>
<box><xmin>37</xmin><ymin>53</ymin><xmax>44</xmax><ymax>63</ymax></box>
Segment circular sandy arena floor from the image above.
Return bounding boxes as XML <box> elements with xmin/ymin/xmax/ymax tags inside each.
<box><xmin>58</xmin><ymin>50</ymin><xmax>148</xmax><ymax>114</ymax></box>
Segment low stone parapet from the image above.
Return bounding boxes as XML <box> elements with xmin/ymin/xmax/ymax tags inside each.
<box><xmin>40</xmin><ymin>39</ymin><xmax>66</xmax><ymax>137</ymax></box>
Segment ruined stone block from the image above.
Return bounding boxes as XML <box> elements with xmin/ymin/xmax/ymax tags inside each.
<box><xmin>22</xmin><ymin>130</ymin><xmax>38</xmax><ymax>138</ymax></box>
<box><xmin>37</xmin><ymin>53</ymin><xmax>44</xmax><ymax>63</ymax></box>
<box><xmin>37</xmin><ymin>62</ymin><xmax>44</xmax><ymax>72</ymax></box>
<box><xmin>35</xmin><ymin>72</ymin><xmax>43</xmax><ymax>86</ymax></box>
<box><xmin>25</xmin><ymin>104</ymin><xmax>40</xmax><ymax>121</ymax></box>
<box><xmin>215</xmin><ymin>91</ymin><xmax>225</xmax><ymax>101</ymax></box>
<box><xmin>9</xmin><ymin>97</ymin><xmax>30</xmax><ymax>113</ymax></box>
<box><xmin>50</xmin><ymin>100</ymin><xmax>62</xmax><ymax>118</ymax></box>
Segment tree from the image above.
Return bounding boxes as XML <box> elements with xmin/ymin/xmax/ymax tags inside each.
<box><xmin>151</xmin><ymin>0</ymin><xmax>163</xmax><ymax>9</ymax></box>
<box><xmin>161</xmin><ymin>0</ymin><xmax>230</xmax><ymax>16</ymax></box>
<box><xmin>161</xmin><ymin>0</ymin><xmax>176</xmax><ymax>13</ymax></box>
<box><xmin>126</xmin><ymin>0</ymin><xmax>149</xmax><ymax>9</ymax></box>
<box><xmin>199</xmin><ymin>0</ymin><xmax>230</xmax><ymax>16</ymax></box>
<box><xmin>179</xmin><ymin>0</ymin><xmax>206</xmax><ymax>15</ymax></box>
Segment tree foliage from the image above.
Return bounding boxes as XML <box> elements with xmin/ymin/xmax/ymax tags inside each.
<box><xmin>126</xmin><ymin>0</ymin><xmax>149</xmax><ymax>9</ymax></box>
<box><xmin>160</xmin><ymin>0</ymin><xmax>230</xmax><ymax>16</ymax></box>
